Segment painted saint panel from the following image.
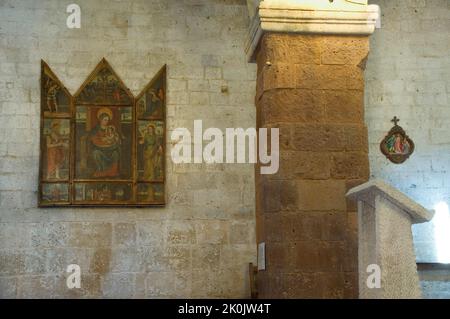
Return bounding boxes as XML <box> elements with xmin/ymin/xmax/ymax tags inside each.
<box><xmin>136</xmin><ymin>66</ymin><xmax>165</xmax><ymax>119</ymax></box>
<box><xmin>41</xmin><ymin>62</ymin><xmax>71</xmax><ymax>117</ymax></box>
<box><xmin>42</xmin><ymin>119</ymin><xmax>70</xmax><ymax>181</ymax></box>
<box><xmin>75</xmin><ymin>106</ymin><xmax>132</xmax><ymax>180</ymax></box>
<box><xmin>137</xmin><ymin>120</ymin><xmax>164</xmax><ymax>181</ymax></box>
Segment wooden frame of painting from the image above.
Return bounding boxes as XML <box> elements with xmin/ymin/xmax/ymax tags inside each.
<box><xmin>38</xmin><ymin>59</ymin><xmax>166</xmax><ymax>207</ymax></box>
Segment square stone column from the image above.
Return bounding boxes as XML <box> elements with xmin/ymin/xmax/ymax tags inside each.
<box><xmin>247</xmin><ymin>0</ymin><xmax>379</xmax><ymax>298</ymax></box>
<box><xmin>347</xmin><ymin>180</ymin><xmax>434</xmax><ymax>299</ymax></box>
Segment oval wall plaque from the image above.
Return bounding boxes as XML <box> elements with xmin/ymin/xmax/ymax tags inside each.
<box><xmin>380</xmin><ymin>116</ymin><xmax>415</xmax><ymax>164</ymax></box>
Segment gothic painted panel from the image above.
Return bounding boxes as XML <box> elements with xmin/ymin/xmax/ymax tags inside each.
<box><xmin>137</xmin><ymin>120</ymin><xmax>164</xmax><ymax>182</ymax></box>
<box><xmin>39</xmin><ymin>59</ymin><xmax>166</xmax><ymax>207</ymax></box>
<box><xmin>75</xmin><ymin>59</ymin><xmax>133</xmax><ymax>106</ymax></box>
<box><xmin>75</xmin><ymin>106</ymin><xmax>133</xmax><ymax>180</ymax></box>
<box><xmin>42</xmin><ymin>119</ymin><xmax>70</xmax><ymax>181</ymax></box>
<box><xmin>41</xmin><ymin>61</ymin><xmax>71</xmax><ymax>117</ymax></box>
<box><xmin>136</xmin><ymin>66</ymin><xmax>166</xmax><ymax>119</ymax></box>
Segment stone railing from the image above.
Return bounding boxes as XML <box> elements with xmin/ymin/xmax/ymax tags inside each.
<box><xmin>346</xmin><ymin>180</ymin><xmax>434</xmax><ymax>299</ymax></box>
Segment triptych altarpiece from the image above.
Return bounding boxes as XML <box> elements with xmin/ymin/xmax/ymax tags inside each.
<box><xmin>39</xmin><ymin>59</ymin><xmax>166</xmax><ymax>207</ymax></box>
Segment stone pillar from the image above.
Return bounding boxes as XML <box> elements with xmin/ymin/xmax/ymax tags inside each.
<box><xmin>346</xmin><ymin>180</ymin><xmax>434</xmax><ymax>299</ymax></box>
<box><xmin>247</xmin><ymin>0</ymin><xmax>379</xmax><ymax>298</ymax></box>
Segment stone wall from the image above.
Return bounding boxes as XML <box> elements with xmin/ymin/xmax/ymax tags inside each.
<box><xmin>1</xmin><ymin>0</ymin><xmax>448</xmax><ymax>299</ymax></box>
<box><xmin>254</xmin><ymin>33</ymin><xmax>370</xmax><ymax>298</ymax></box>
<box><xmin>365</xmin><ymin>0</ymin><xmax>450</xmax><ymax>262</ymax></box>
<box><xmin>419</xmin><ymin>265</ymin><xmax>450</xmax><ymax>298</ymax></box>
<box><xmin>0</xmin><ymin>0</ymin><xmax>257</xmax><ymax>298</ymax></box>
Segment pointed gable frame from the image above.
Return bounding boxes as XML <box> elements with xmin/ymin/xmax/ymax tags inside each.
<box><xmin>39</xmin><ymin>58</ymin><xmax>166</xmax><ymax>207</ymax></box>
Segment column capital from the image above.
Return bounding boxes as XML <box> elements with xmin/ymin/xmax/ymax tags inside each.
<box><xmin>245</xmin><ymin>0</ymin><xmax>380</xmax><ymax>62</ymax></box>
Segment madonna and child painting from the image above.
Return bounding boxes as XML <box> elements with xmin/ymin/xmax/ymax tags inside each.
<box><xmin>39</xmin><ymin>59</ymin><xmax>166</xmax><ymax>206</ymax></box>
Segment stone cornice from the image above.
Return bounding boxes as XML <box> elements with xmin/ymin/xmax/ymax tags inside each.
<box><xmin>245</xmin><ymin>1</ymin><xmax>379</xmax><ymax>62</ymax></box>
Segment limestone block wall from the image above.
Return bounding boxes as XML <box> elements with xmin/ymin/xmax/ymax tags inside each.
<box><xmin>365</xmin><ymin>0</ymin><xmax>450</xmax><ymax>262</ymax></box>
<box><xmin>255</xmin><ymin>33</ymin><xmax>370</xmax><ymax>298</ymax></box>
<box><xmin>0</xmin><ymin>0</ymin><xmax>257</xmax><ymax>298</ymax></box>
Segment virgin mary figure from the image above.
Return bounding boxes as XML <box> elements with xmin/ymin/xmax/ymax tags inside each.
<box><xmin>90</xmin><ymin>108</ymin><xmax>121</xmax><ymax>178</ymax></box>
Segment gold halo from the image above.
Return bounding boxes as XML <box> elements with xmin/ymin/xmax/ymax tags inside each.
<box><xmin>97</xmin><ymin>107</ymin><xmax>113</xmax><ymax>120</ymax></box>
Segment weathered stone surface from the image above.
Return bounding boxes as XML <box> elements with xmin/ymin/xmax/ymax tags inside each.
<box><xmin>69</xmin><ymin>223</ymin><xmax>112</xmax><ymax>248</ymax></box>
<box><xmin>229</xmin><ymin>221</ymin><xmax>252</xmax><ymax>244</ymax></box>
<box><xmin>293</xmin><ymin>64</ymin><xmax>321</xmax><ymax>90</ymax></box>
<box><xmin>257</xmin><ymin>34</ymin><xmax>321</xmax><ymax>67</ymax></box>
<box><xmin>52</xmin><ymin>273</ymin><xmax>102</xmax><ymax>298</ymax></box>
<box><xmin>298</xmin><ymin>212</ymin><xmax>348</xmax><ymax>242</ymax></box>
<box><xmin>146</xmin><ymin>272</ymin><xmax>175</xmax><ymax>298</ymax></box>
<box><xmin>102</xmin><ymin>273</ymin><xmax>136</xmax><ymax>299</ymax></box>
<box><xmin>296</xmin><ymin>180</ymin><xmax>348</xmax><ymax>211</ymax></box>
<box><xmin>113</xmin><ymin>223</ymin><xmax>137</xmax><ymax>247</ymax></box>
<box><xmin>0</xmin><ymin>249</ymin><xmax>25</xmax><ymax>276</ymax></box>
<box><xmin>291</xmin><ymin>124</ymin><xmax>347</xmax><ymax>152</ymax></box>
<box><xmin>260</xmin><ymin>63</ymin><xmax>298</xmax><ymax>93</ymax></box>
<box><xmin>192</xmin><ymin>244</ymin><xmax>220</xmax><ymax>271</ymax></box>
<box><xmin>345</xmin><ymin>125</ymin><xmax>369</xmax><ymax>152</ymax></box>
<box><xmin>320</xmin><ymin>36</ymin><xmax>370</xmax><ymax>66</ymax></box>
<box><xmin>195</xmin><ymin>220</ymin><xmax>229</xmax><ymax>244</ymax></box>
<box><xmin>90</xmin><ymin>248</ymin><xmax>112</xmax><ymax>275</ymax></box>
<box><xmin>166</xmin><ymin>246</ymin><xmax>191</xmax><ymax>272</ymax></box>
<box><xmin>316</xmin><ymin>89</ymin><xmax>364</xmax><ymax>123</ymax></box>
<box><xmin>110</xmin><ymin>248</ymin><xmax>143</xmax><ymax>273</ymax></box>
<box><xmin>289</xmin><ymin>241</ymin><xmax>347</xmax><ymax>272</ymax></box>
<box><xmin>331</xmin><ymin>152</ymin><xmax>370</xmax><ymax>180</ymax></box>
<box><xmin>23</xmin><ymin>249</ymin><xmax>47</xmax><ymax>274</ymax></box>
<box><xmin>46</xmin><ymin>248</ymin><xmax>92</xmax><ymax>275</ymax></box>
<box><xmin>273</xmin><ymin>151</ymin><xmax>331</xmax><ymax>180</ymax></box>
<box><xmin>300</xmin><ymin>65</ymin><xmax>364</xmax><ymax>91</ymax></box>
<box><xmin>0</xmin><ymin>276</ymin><xmax>17</xmax><ymax>298</ymax></box>
<box><xmin>262</xmin><ymin>180</ymin><xmax>281</xmax><ymax>212</ymax></box>
<box><xmin>141</xmin><ymin>247</ymin><xmax>167</xmax><ymax>272</ymax></box>
<box><xmin>137</xmin><ymin>221</ymin><xmax>165</xmax><ymax>245</ymax></box>
<box><xmin>30</xmin><ymin>223</ymin><xmax>69</xmax><ymax>248</ymax></box>
<box><xmin>17</xmin><ymin>275</ymin><xmax>57</xmax><ymax>299</ymax></box>
<box><xmin>166</xmin><ymin>221</ymin><xmax>196</xmax><ymax>245</ymax></box>
<box><xmin>255</xmin><ymin>31</ymin><xmax>370</xmax><ymax>299</ymax></box>
<box><xmin>258</xmin><ymin>89</ymin><xmax>324</xmax><ymax>125</ymax></box>
<box><xmin>0</xmin><ymin>0</ymin><xmax>256</xmax><ymax>299</ymax></box>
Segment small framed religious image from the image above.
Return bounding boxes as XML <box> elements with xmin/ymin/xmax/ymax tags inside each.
<box><xmin>38</xmin><ymin>59</ymin><xmax>167</xmax><ymax>207</ymax></box>
<box><xmin>380</xmin><ymin>117</ymin><xmax>415</xmax><ymax>164</ymax></box>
